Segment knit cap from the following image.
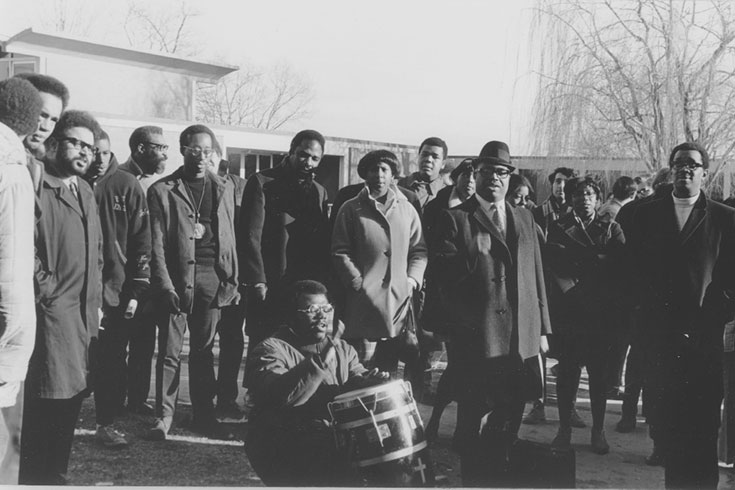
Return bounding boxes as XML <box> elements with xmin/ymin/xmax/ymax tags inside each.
<box><xmin>0</xmin><ymin>78</ymin><xmax>43</xmax><ymax>137</ymax></box>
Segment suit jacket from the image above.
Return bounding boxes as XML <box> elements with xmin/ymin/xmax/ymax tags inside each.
<box><xmin>238</xmin><ymin>163</ymin><xmax>331</xmax><ymax>289</ymax></box>
<box><xmin>628</xmin><ymin>192</ymin><xmax>735</xmax><ymax>339</ymax></box>
<box><xmin>30</xmin><ymin>165</ymin><xmax>103</xmax><ymax>399</ymax></box>
<box><xmin>148</xmin><ymin>168</ymin><xmax>239</xmax><ymax>313</ymax></box>
<box><xmin>431</xmin><ymin>196</ymin><xmax>551</xmax><ymax>361</ymax></box>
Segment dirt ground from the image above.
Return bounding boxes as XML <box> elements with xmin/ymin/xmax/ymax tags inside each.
<box><xmin>62</xmin><ymin>347</ymin><xmax>735</xmax><ymax>488</ymax></box>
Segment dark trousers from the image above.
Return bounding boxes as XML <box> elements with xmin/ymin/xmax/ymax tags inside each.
<box><xmin>651</xmin><ymin>333</ymin><xmax>723</xmax><ymax>489</ymax></box>
<box><xmin>454</xmin><ymin>354</ymin><xmax>526</xmax><ymax>487</ymax></box>
<box><xmin>242</xmin><ymin>287</ymin><xmax>284</xmax><ymax>388</ymax></box>
<box><xmin>127</xmin><ymin>309</ymin><xmax>157</xmax><ymax>408</ymax></box>
<box><xmin>19</xmin><ymin>392</ymin><xmax>85</xmax><ymax>485</ymax></box>
<box><xmin>156</xmin><ymin>264</ymin><xmax>220</xmax><ymax>423</ymax></box>
<box><xmin>0</xmin><ymin>383</ymin><xmax>24</xmax><ymax>484</ymax></box>
<box><xmin>556</xmin><ymin>333</ymin><xmax>610</xmax><ymax>430</ymax></box>
<box><xmin>216</xmin><ymin>303</ymin><xmax>245</xmax><ymax>404</ymax></box>
<box><xmin>94</xmin><ymin>306</ymin><xmax>157</xmax><ymax>425</ymax></box>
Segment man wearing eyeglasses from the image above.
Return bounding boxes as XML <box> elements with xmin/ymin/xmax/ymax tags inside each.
<box><xmin>118</xmin><ymin>126</ymin><xmax>169</xmax><ymax>193</ymax></box>
<box><xmin>245</xmin><ymin>279</ymin><xmax>387</xmax><ymax>486</ymax></box>
<box><xmin>21</xmin><ymin>110</ymin><xmax>103</xmax><ymax>485</ymax></box>
<box><xmin>626</xmin><ymin>142</ymin><xmax>735</xmax><ymax>489</ymax></box>
<box><xmin>431</xmin><ymin>141</ymin><xmax>551</xmax><ymax>486</ymax></box>
<box><xmin>82</xmin><ymin>129</ymin><xmax>151</xmax><ymax>448</ymax></box>
<box><xmin>146</xmin><ymin>124</ymin><xmax>239</xmax><ymax>441</ymax></box>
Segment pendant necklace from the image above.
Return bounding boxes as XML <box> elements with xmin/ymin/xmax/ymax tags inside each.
<box><xmin>183</xmin><ymin>178</ymin><xmax>206</xmax><ymax>240</ymax></box>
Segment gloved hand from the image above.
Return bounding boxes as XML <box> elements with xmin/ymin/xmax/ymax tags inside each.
<box><xmin>250</xmin><ymin>283</ymin><xmax>268</xmax><ymax>302</ymax></box>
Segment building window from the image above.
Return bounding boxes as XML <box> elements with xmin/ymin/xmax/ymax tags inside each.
<box><xmin>0</xmin><ymin>56</ymin><xmax>39</xmax><ymax>81</ymax></box>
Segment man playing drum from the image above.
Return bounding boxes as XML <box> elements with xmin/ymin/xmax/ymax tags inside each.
<box><xmin>244</xmin><ymin>280</ymin><xmax>388</xmax><ymax>486</ymax></box>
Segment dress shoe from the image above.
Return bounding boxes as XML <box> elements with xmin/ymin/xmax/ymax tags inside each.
<box><xmin>615</xmin><ymin>414</ymin><xmax>637</xmax><ymax>433</ymax></box>
<box><xmin>591</xmin><ymin>429</ymin><xmax>610</xmax><ymax>455</ymax></box>
<box><xmin>569</xmin><ymin>408</ymin><xmax>586</xmax><ymax>428</ymax></box>
<box><xmin>146</xmin><ymin>417</ymin><xmax>170</xmax><ymax>441</ymax></box>
<box><xmin>645</xmin><ymin>447</ymin><xmax>665</xmax><ymax>466</ymax></box>
<box><xmin>95</xmin><ymin>425</ymin><xmax>129</xmax><ymax>448</ymax></box>
<box><xmin>216</xmin><ymin>400</ymin><xmax>247</xmax><ymax>422</ymax></box>
<box><xmin>522</xmin><ymin>401</ymin><xmax>546</xmax><ymax>424</ymax></box>
<box><xmin>552</xmin><ymin>426</ymin><xmax>572</xmax><ymax>450</ymax></box>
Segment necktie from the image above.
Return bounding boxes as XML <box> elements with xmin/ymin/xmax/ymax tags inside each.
<box><xmin>491</xmin><ymin>203</ymin><xmax>505</xmax><ymax>237</ymax></box>
<box><xmin>69</xmin><ymin>181</ymin><xmax>79</xmax><ymax>200</ymax></box>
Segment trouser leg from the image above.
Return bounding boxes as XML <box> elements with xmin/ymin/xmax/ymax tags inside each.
<box><xmin>94</xmin><ymin>308</ymin><xmax>129</xmax><ymax>426</ymax></box>
<box><xmin>0</xmin><ymin>383</ymin><xmax>23</xmax><ymax>484</ymax></box>
<box><xmin>127</xmin><ymin>310</ymin><xmax>157</xmax><ymax>408</ymax></box>
<box><xmin>216</xmin><ymin>304</ymin><xmax>245</xmax><ymax>405</ymax></box>
<box><xmin>556</xmin><ymin>336</ymin><xmax>581</xmax><ymax>429</ymax></box>
<box><xmin>586</xmin><ymin>337</ymin><xmax>609</xmax><ymax>430</ymax></box>
<box><xmin>156</xmin><ymin>311</ymin><xmax>187</xmax><ymax>419</ymax></box>
<box><xmin>188</xmin><ymin>264</ymin><xmax>221</xmax><ymax>423</ymax></box>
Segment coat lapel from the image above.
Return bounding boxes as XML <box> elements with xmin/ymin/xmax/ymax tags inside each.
<box><xmin>470</xmin><ymin>198</ymin><xmax>512</xmax><ymax>264</ymax></box>
<box><xmin>171</xmin><ymin>175</ymin><xmax>195</xmax><ymax>213</ymax></box>
<box><xmin>44</xmin><ymin>173</ymin><xmax>83</xmax><ymax>218</ymax></box>
<box><xmin>679</xmin><ymin>193</ymin><xmax>707</xmax><ymax>245</ymax></box>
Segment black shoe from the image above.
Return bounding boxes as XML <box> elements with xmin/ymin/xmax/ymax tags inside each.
<box><xmin>216</xmin><ymin>400</ymin><xmax>247</xmax><ymax>421</ymax></box>
<box><xmin>522</xmin><ymin>401</ymin><xmax>546</xmax><ymax>424</ymax></box>
<box><xmin>569</xmin><ymin>408</ymin><xmax>586</xmax><ymax>428</ymax></box>
<box><xmin>128</xmin><ymin>402</ymin><xmax>155</xmax><ymax>416</ymax></box>
<box><xmin>591</xmin><ymin>429</ymin><xmax>610</xmax><ymax>455</ymax></box>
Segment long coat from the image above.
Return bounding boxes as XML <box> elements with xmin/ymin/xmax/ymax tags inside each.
<box><xmin>148</xmin><ymin>168</ymin><xmax>239</xmax><ymax>313</ymax></box>
<box><xmin>545</xmin><ymin>212</ymin><xmax>625</xmax><ymax>335</ymax></box>
<box><xmin>238</xmin><ymin>163</ymin><xmax>331</xmax><ymax>290</ymax></box>
<box><xmin>331</xmin><ymin>187</ymin><xmax>427</xmax><ymax>340</ymax></box>
<box><xmin>431</xmin><ymin>196</ymin><xmax>551</xmax><ymax>361</ymax></box>
<box><xmin>30</xmin><ymin>167</ymin><xmax>103</xmax><ymax>399</ymax></box>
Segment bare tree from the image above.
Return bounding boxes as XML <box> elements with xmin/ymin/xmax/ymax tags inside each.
<box><xmin>197</xmin><ymin>62</ymin><xmax>314</xmax><ymax>130</ymax></box>
<box><xmin>530</xmin><ymin>0</ymin><xmax>735</xmax><ymax>182</ymax></box>
<box><xmin>122</xmin><ymin>0</ymin><xmax>200</xmax><ymax>55</ymax></box>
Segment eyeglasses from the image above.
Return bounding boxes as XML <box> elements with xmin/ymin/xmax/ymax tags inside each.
<box><xmin>672</xmin><ymin>159</ymin><xmax>704</xmax><ymax>171</ymax></box>
<box><xmin>59</xmin><ymin>137</ymin><xmax>97</xmax><ymax>155</ymax></box>
<box><xmin>475</xmin><ymin>167</ymin><xmax>511</xmax><ymax>178</ymax></box>
<box><xmin>295</xmin><ymin>304</ymin><xmax>334</xmax><ymax>315</ymax></box>
<box><xmin>144</xmin><ymin>142</ymin><xmax>169</xmax><ymax>152</ymax></box>
<box><xmin>183</xmin><ymin>146</ymin><xmax>213</xmax><ymax>158</ymax></box>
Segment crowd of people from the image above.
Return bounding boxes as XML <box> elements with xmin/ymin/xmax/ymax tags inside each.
<box><xmin>0</xmin><ymin>70</ymin><xmax>733</xmax><ymax>489</ymax></box>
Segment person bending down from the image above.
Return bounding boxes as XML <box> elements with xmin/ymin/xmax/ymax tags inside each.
<box><xmin>245</xmin><ymin>280</ymin><xmax>388</xmax><ymax>486</ymax></box>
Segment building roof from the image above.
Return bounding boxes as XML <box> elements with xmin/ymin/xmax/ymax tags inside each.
<box><xmin>2</xmin><ymin>28</ymin><xmax>237</xmax><ymax>81</ymax></box>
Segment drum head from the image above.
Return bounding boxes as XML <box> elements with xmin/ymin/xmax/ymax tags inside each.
<box><xmin>333</xmin><ymin>380</ymin><xmax>405</xmax><ymax>402</ymax></box>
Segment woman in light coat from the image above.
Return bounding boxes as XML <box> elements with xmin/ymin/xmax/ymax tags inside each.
<box><xmin>331</xmin><ymin>150</ymin><xmax>427</xmax><ymax>372</ymax></box>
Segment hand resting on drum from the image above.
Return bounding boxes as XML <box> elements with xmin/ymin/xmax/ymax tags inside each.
<box><xmin>341</xmin><ymin>367</ymin><xmax>390</xmax><ymax>392</ymax></box>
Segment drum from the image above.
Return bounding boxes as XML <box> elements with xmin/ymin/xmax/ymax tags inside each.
<box><xmin>328</xmin><ymin>380</ymin><xmax>435</xmax><ymax>487</ymax></box>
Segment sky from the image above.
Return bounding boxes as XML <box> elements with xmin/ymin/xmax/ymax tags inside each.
<box><xmin>0</xmin><ymin>0</ymin><xmax>538</xmax><ymax>155</ymax></box>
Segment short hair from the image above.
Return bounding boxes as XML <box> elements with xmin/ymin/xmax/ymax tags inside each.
<box><xmin>179</xmin><ymin>124</ymin><xmax>216</xmax><ymax>149</ymax></box>
<box><xmin>129</xmin><ymin>126</ymin><xmax>163</xmax><ymax>152</ymax></box>
<box><xmin>287</xmin><ymin>280</ymin><xmax>328</xmax><ymax>311</ymax></box>
<box><xmin>509</xmin><ymin>173</ymin><xmax>534</xmax><ymax>195</ymax></box>
<box><xmin>418</xmin><ymin>137</ymin><xmax>448</xmax><ymax>159</ymax></box>
<box><xmin>357</xmin><ymin>150</ymin><xmax>400</xmax><ymax>179</ymax></box>
<box><xmin>289</xmin><ymin>129</ymin><xmax>325</xmax><ymax>155</ymax></box>
<box><xmin>14</xmin><ymin>73</ymin><xmax>70</xmax><ymax>110</ymax></box>
<box><xmin>96</xmin><ymin>129</ymin><xmax>110</xmax><ymax>142</ymax></box>
<box><xmin>669</xmin><ymin>141</ymin><xmax>709</xmax><ymax>169</ymax></box>
<box><xmin>564</xmin><ymin>175</ymin><xmax>601</xmax><ymax>204</ymax></box>
<box><xmin>612</xmin><ymin>176</ymin><xmax>637</xmax><ymax>200</ymax></box>
<box><xmin>548</xmin><ymin>167</ymin><xmax>576</xmax><ymax>184</ymax></box>
<box><xmin>49</xmin><ymin>110</ymin><xmax>101</xmax><ymax>142</ymax></box>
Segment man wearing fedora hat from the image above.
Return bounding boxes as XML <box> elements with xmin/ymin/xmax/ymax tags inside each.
<box><xmin>430</xmin><ymin>140</ymin><xmax>551</xmax><ymax>486</ymax></box>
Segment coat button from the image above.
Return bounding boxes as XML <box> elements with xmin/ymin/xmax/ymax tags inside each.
<box><xmin>189</xmin><ymin>236</ymin><xmax>194</xmax><ymax>240</ymax></box>
<box><xmin>188</xmin><ymin>260</ymin><xmax>195</xmax><ymax>265</ymax></box>
<box><xmin>496</xmin><ymin>308</ymin><xmax>507</xmax><ymax>315</ymax></box>
<box><xmin>189</xmin><ymin>214</ymin><xmax>194</xmax><ymax>218</ymax></box>
<box><xmin>383</xmin><ymin>250</ymin><xmax>391</xmax><ymax>257</ymax></box>
<box><xmin>186</xmin><ymin>284</ymin><xmax>193</xmax><ymax>289</ymax></box>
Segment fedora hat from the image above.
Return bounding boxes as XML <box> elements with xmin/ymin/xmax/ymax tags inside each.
<box><xmin>470</xmin><ymin>140</ymin><xmax>515</xmax><ymax>171</ymax></box>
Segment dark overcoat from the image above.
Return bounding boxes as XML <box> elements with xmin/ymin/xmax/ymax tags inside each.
<box><xmin>544</xmin><ymin>212</ymin><xmax>626</xmax><ymax>335</ymax></box>
<box><xmin>431</xmin><ymin>196</ymin><xmax>551</xmax><ymax>361</ymax></box>
<box><xmin>238</xmin><ymin>163</ymin><xmax>331</xmax><ymax>289</ymax></box>
<box><xmin>30</xmin><ymin>168</ymin><xmax>103</xmax><ymax>399</ymax></box>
